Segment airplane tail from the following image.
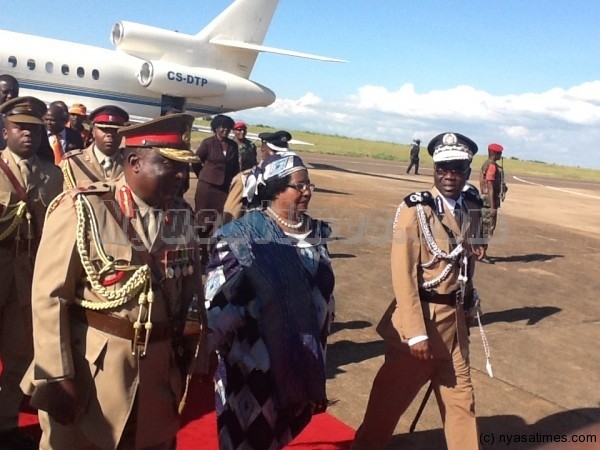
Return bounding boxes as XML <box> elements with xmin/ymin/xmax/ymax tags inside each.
<box><xmin>195</xmin><ymin>0</ymin><xmax>280</xmax><ymax>78</ymax></box>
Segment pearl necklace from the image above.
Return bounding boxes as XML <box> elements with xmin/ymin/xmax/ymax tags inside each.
<box><xmin>267</xmin><ymin>206</ymin><xmax>304</xmax><ymax>229</ymax></box>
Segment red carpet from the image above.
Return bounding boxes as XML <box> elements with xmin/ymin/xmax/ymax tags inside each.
<box><xmin>14</xmin><ymin>374</ymin><xmax>354</xmax><ymax>449</ymax></box>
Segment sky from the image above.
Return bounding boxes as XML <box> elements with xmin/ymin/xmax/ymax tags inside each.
<box><xmin>2</xmin><ymin>0</ymin><xmax>600</xmax><ymax>169</ymax></box>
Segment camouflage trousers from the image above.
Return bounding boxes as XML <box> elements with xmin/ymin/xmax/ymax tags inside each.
<box><xmin>480</xmin><ymin>194</ymin><xmax>497</xmax><ymax>239</ymax></box>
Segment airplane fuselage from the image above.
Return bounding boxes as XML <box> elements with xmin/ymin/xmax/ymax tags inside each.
<box><xmin>0</xmin><ymin>30</ymin><xmax>275</xmax><ymax>118</ymax></box>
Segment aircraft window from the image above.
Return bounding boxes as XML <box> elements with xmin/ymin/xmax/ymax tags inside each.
<box><xmin>77</xmin><ymin>67</ymin><xmax>85</xmax><ymax>78</ymax></box>
<box><xmin>92</xmin><ymin>69</ymin><xmax>100</xmax><ymax>80</ymax></box>
<box><xmin>8</xmin><ymin>56</ymin><xmax>17</xmax><ymax>68</ymax></box>
<box><xmin>27</xmin><ymin>59</ymin><xmax>36</xmax><ymax>70</ymax></box>
<box><xmin>62</xmin><ymin>64</ymin><xmax>69</xmax><ymax>75</ymax></box>
<box><xmin>46</xmin><ymin>62</ymin><xmax>54</xmax><ymax>73</ymax></box>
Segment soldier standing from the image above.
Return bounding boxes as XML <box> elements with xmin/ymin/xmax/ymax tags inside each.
<box><xmin>0</xmin><ymin>97</ymin><xmax>63</xmax><ymax>450</ymax></box>
<box><xmin>61</xmin><ymin>105</ymin><xmax>129</xmax><ymax>189</ymax></box>
<box><xmin>353</xmin><ymin>132</ymin><xmax>483</xmax><ymax>450</ymax></box>
<box><xmin>406</xmin><ymin>138</ymin><xmax>421</xmax><ymax>174</ymax></box>
<box><xmin>22</xmin><ymin>114</ymin><xmax>208</xmax><ymax>450</ymax></box>
<box><xmin>479</xmin><ymin>143</ymin><xmax>507</xmax><ymax>263</ymax></box>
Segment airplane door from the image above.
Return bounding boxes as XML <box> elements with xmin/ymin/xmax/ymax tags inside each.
<box><xmin>160</xmin><ymin>94</ymin><xmax>187</xmax><ymax>116</ymax></box>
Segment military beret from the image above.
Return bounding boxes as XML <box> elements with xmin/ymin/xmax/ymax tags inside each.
<box><xmin>233</xmin><ymin>121</ymin><xmax>247</xmax><ymax>130</ymax></box>
<box><xmin>0</xmin><ymin>96</ymin><xmax>47</xmax><ymax>125</ymax></box>
<box><xmin>89</xmin><ymin>105</ymin><xmax>129</xmax><ymax>128</ymax></box>
<box><xmin>118</xmin><ymin>113</ymin><xmax>199</xmax><ymax>164</ymax></box>
<box><xmin>488</xmin><ymin>143</ymin><xmax>504</xmax><ymax>153</ymax></box>
<box><xmin>258</xmin><ymin>130</ymin><xmax>293</xmax><ymax>152</ymax></box>
<box><xmin>427</xmin><ymin>132</ymin><xmax>478</xmax><ymax>163</ymax></box>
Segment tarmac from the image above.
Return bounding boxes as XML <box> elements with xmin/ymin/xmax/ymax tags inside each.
<box><xmin>189</xmin><ymin>153</ymin><xmax>600</xmax><ymax>449</ymax></box>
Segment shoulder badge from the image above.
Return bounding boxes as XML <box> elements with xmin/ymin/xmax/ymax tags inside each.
<box><xmin>72</xmin><ymin>182</ymin><xmax>112</xmax><ymax>197</ymax></box>
<box><xmin>403</xmin><ymin>191</ymin><xmax>434</xmax><ymax>208</ymax></box>
<box><xmin>45</xmin><ymin>191</ymin><xmax>71</xmax><ymax>217</ymax></box>
<box><xmin>62</xmin><ymin>148</ymin><xmax>84</xmax><ymax>159</ymax></box>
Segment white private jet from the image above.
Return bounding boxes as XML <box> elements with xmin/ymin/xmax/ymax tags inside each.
<box><xmin>0</xmin><ymin>0</ymin><xmax>344</xmax><ymax>119</ymax></box>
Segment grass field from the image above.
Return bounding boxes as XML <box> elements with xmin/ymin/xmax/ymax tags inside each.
<box><xmin>192</xmin><ymin>120</ymin><xmax>600</xmax><ymax>182</ymax></box>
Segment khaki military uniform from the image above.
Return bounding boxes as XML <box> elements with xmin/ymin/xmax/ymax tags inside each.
<box><xmin>353</xmin><ymin>187</ymin><xmax>482</xmax><ymax>450</ymax></box>
<box><xmin>61</xmin><ymin>144</ymin><xmax>125</xmax><ymax>190</ymax></box>
<box><xmin>0</xmin><ymin>149</ymin><xmax>62</xmax><ymax>431</ymax></box>
<box><xmin>479</xmin><ymin>158</ymin><xmax>505</xmax><ymax>239</ymax></box>
<box><xmin>22</xmin><ymin>177</ymin><xmax>207</xmax><ymax>450</ymax></box>
<box><xmin>222</xmin><ymin>168</ymin><xmax>253</xmax><ymax>225</ymax></box>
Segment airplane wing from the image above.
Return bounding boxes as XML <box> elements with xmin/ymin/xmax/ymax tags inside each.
<box><xmin>209</xmin><ymin>38</ymin><xmax>347</xmax><ymax>63</ymax></box>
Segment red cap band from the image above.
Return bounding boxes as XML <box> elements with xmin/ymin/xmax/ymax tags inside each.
<box><xmin>93</xmin><ymin>114</ymin><xmax>127</xmax><ymax>125</ymax></box>
<box><xmin>125</xmin><ymin>131</ymin><xmax>185</xmax><ymax>147</ymax></box>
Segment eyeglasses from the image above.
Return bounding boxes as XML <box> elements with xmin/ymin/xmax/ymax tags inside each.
<box><xmin>287</xmin><ymin>182</ymin><xmax>316</xmax><ymax>193</ymax></box>
<box><xmin>434</xmin><ymin>167</ymin><xmax>469</xmax><ymax>176</ymax></box>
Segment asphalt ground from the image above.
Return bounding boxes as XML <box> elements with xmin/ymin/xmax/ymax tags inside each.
<box><xmin>187</xmin><ymin>153</ymin><xmax>600</xmax><ymax>449</ymax></box>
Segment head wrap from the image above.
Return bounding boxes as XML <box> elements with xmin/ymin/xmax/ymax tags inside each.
<box><xmin>242</xmin><ymin>152</ymin><xmax>304</xmax><ymax>202</ymax></box>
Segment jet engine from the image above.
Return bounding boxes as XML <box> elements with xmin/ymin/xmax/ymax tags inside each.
<box><xmin>111</xmin><ymin>21</ymin><xmax>195</xmax><ymax>60</ymax></box>
<box><xmin>137</xmin><ymin>60</ymin><xmax>275</xmax><ymax>109</ymax></box>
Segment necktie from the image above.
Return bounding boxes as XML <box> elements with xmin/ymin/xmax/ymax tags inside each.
<box><xmin>454</xmin><ymin>202</ymin><xmax>463</xmax><ymax>230</ymax></box>
<box><xmin>101</xmin><ymin>158</ymin><xmax>114</xmax><ymax>177</ymax></box>
<box><xmin>51</xmin><ymin>134</ymin><xmax>62</xmax><ymax>164</ymax></box>
<box><xmin>144</xmin><ymin>209</ymin><xmax>160</xmax><ymax>247</ymax></box>
<box><xmin>19</xmin><ymin>159</ymin><xmax>31</xmax><ymax>189</ymax></box>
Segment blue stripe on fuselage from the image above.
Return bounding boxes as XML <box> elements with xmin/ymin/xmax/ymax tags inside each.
<box><xmin>19</xmin><ymin>81</ymin><xmax>224</xmax><ymax>115</ymax></box>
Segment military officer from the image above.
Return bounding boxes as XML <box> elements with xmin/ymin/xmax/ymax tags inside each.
<box><xmin>61</xmin><ymin>105</ymin><xmax>129</xmax><ymax>189</ymax></box>
<box><xmin>0</xmin><ymin>96</ymin><xmax>63</xmax><ymax>450</ymax></box>
<box><xmin>352</xmin><ymin>132</ymin><xmax>484</xmax><ymax>450</ymax></box>
<box><xmin>479</xmin><ymin>142</ymin><xmax>508</xmax><ymax>264</ymax></box>
<box><xmin>22</xmin><ymin>114</ymin><xmax>208</xmax><ymax>450</ymax></box>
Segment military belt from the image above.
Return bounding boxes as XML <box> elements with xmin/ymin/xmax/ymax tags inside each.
<box><xmin>71</xmin><ymin>307</ymin><xmax>178</xmax><ymax>343</ymax></box>
<box><xmin>419</xmin><ymin>288</ymin><xmax>461</xmax><ymax>306</ymax></box>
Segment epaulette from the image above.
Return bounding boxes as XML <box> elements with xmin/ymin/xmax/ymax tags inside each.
<box><xmin>462</xmin><ymin>189</ymin><xmax>483</xmax><ymax>208</ymax></box>
<box><xmin>62</xmin><ymin>148</ymin><xmax>84</xmax><ymax>159</ymax></box>
<box><xmin>71</xmin><ymin>182</ymin><xmax>113</xmax><ymax>196</ymax></box>
<box><xmin>403</xmin><ymin>191</ymin><xmax>435</xmax><ymax>208</ymax></box>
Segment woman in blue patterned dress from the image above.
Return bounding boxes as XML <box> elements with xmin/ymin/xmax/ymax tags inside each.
<box><xmin>205</xmin><ymin>153</ymin><xmax>335</xmax><ymax>449</ymax></box>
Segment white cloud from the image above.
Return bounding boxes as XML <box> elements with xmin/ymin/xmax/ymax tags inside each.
<box><xmin>237</xmin><ymin>81</ymin><xmax>600</xmax><ymax>169</ymax></box>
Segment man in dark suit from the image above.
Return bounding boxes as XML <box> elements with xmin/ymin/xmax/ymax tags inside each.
<box><xmin>44</xmin><ymin>102</ymin><xmax>84</xmax><ymax>164</ymax></box>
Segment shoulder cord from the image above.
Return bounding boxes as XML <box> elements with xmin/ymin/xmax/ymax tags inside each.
<box><xmin>0</xmin><ymin>201</ymin><xmax>27</xmax><ymax>240</ymax></box>
<box><xmin>74</xmin><ymin>194</ymin><xmax>153</xmax><ymax>311</ymax></box>
<box><xmin>415</xmin><ymin>203</ymin><xmax>466</xmax><ymax>290</ymax></box>
<box><xmin>62</xmin><ymin>161</ymin><xmax>76</xmax><ymax>190</ymax></box>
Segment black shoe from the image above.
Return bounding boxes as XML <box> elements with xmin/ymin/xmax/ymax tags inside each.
<box><xmin>0</xmin><ymin>428</ymin><xmax>39</xmax><ymax>450</ymax></box>
<box><xmin>479</xmin><ymin>257</ymin><xmax>495</xmax><ymax>264</ymax></box>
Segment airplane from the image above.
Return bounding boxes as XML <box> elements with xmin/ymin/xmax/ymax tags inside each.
<box><xmin>0</xmin><ymin>0</ymin><xmax>345</xmax><ymax>120</ymax></box>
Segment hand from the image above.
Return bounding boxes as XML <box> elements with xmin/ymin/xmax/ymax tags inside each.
<box><xmin>473</xmin><ymin>246</ymin><xmax>486</xmax><ymax>260</ymax></box>
<box><xmin>46</xmin><ymin>379</ymin><xmax>82</xmax><ymax>425</ymax></box>
<box><xmin>409</xmin><ymin>340</ymin><xmax>432</xmax><ymax>361</ymax></box>
<box><xmin>489</xmin><ymin>208</ymin><xmax>498</xmax><ymax>218</ymax></box>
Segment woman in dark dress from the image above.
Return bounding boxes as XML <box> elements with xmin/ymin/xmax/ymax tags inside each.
<box><xmin>193</xmin><ymin>114</ymin><xmax>239</xmax><ymax>243</ymax></box>
<box><xmin>205</xmin><ymin>153</ymin><xmax>336</xmax><ymax>449</ymax></box>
